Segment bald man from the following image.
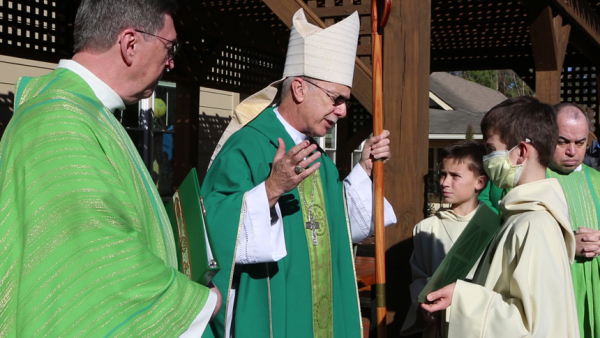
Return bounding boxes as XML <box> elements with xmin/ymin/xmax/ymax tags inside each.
<box><xmin>547</xmin><ymin>102</ymin><xmax>600</xmax><ymax>338</ymax></box>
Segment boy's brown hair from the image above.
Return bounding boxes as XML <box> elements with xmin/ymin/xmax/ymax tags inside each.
<box><xmin>440</xmin><ymin>140</ymin><xmax>487</xmax><ymax>178</ymax></box>
<box><xmin>480</xmin><ymin>96</ymin><xmax>557</xmax><ymax>166</ymax></box>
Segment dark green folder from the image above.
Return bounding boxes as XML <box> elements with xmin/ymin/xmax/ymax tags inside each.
<box><xmin>166</xmin><ymin>168</ymin><xmax>220</xmax><ymax>286</ymax></box>
<box><xmin>418</xmin><ymin>204</ymin><xmax>501</xmax><ymax>303</ymax></box>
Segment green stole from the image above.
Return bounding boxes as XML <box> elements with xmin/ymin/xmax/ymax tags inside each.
<box><xmin>548</xmin><ymin>165</ymin><xmax>600</xmax><ymax>338</ymax></box>
<box><xmin>299</xmin><ymin>170</ymin><xmax>334</xmax><ymax>337</ymax></box>
<box><xmin>201</xmin><ymin>108</ymin><xmax>361</xmax><ymax>338</ymax></box>
<box><xmin>0</xmin><ymin>68</ymin><xmax>209</xmax><ymax>337</ymax></box>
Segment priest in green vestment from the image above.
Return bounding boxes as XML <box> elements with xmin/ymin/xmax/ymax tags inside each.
<box><xmin>547</xmin><ymin>102</ymin><xmax>600</xmax><ymax>338</ymax></box>
<box><xmin>0</xmin><ymin>1</ymin><xmax>219</xmax><ymax>337</ymax></box>
<box><xmin>201</xmin><ymin>9</ymin><xmax>397</xmax><ymax>338</ymax></box>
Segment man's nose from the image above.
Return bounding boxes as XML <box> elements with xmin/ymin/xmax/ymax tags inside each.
<box><xmin>335</xmin><ymin>104</ymin><xmax>347</xmax><ymax>118</ymax></box>
<box><xmin>566</xmin><ymin>143</ymin><xmax>576</xmax><ymax>156</ymax></box>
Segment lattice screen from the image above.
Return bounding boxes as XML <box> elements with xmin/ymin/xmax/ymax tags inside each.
<box><xmin>519</xmin><ymin>61</ymin><xmax>599</xmax><ymax>134</ymax></box>
<box><xmin>562</xmin><ymin>66</ymin><xmax>597</xmax><ymax>110</ymax></box>
<box><xmin>0</xmin><ymin>0</ymin><xmax>68</xmax><ymax>56</ymax></box>
<box><xmin>561</xmin><ymin>65</ymin><xmax>598</xmax><ymax>133</ymax></box>
<box><xmin>430</xmin><ymin>0</ymin><xmax>531</xmax><ymax>72</ymax></box>
<box><xmin>201</xmin><ymin>38</ymin><xmax>285</xmax><ymax>94</ymax></box>
<box><xmin>348</xmin><ymin>101</ymin><xmax>372</xmax><ymax>134</ymax></box>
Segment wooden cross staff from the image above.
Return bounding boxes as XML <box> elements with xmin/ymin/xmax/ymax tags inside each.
<box><xmin>371</xmin><ymin>1</ymin><xmax>391</xmax><ymax>337</ymax></box>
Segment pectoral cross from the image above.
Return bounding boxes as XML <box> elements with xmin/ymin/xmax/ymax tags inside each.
<box><xmin>306</xmin><ymin>215</ymin><xmax>320</xmax><ymax>246</ymax></box>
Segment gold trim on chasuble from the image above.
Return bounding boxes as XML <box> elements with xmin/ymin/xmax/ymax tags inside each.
<box><xmin>299</xmin><ymin>169</ymin><xmax>334</xmax><ymax>338</ymax></box>
<box><xmin>172</xmin><ymin>190</ymin><xmax>193</xmax><ymax>278</ymax></box>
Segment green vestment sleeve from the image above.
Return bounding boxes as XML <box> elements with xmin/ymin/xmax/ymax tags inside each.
<box><xmin>0</xmin><ymin>69</ymin><xmax>210</xmax><ymax>337</ymax></box>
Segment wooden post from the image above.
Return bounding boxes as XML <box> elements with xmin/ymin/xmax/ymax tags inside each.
<box><xmin>382</xmin><ymin>0</ymin><xmax>431</xmax><ymax>335</ymax></box>
<box><xmin>535</xmin><ymin>70</ymin><xmax>563</xmax><ymax>104</ymax></box>
<box><xmin>529</xmin><ymin>5</ymin><xmax>571</xmax><ymax>104</ymax></box>
<box><xmin>174</xmin><ymin>81</ymin><xmax>200</xmax><ymax>187</ymax></box>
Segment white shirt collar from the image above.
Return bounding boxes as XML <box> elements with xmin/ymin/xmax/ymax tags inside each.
<box><xmin>549</xmin><ymin>163</ymin><xmax>583</xmax><ymax>173</ymax></box>
<box><xmin>274</xmin><ymin>107</ymin><xmax>308</xmax><ymax>145</ymax></box>
<box><xmin>57</xmin><ymin>59</ymin><xmax>126</xmax><ymax>112</ymax></box>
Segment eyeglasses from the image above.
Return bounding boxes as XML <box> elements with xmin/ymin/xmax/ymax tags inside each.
<box><xmin>302</xmin><ymin>78</ymin><xmax>353</xmax><ymax>108</ymax></box>
<box><xmin>134</xmin><ymin>29</ymin><xmax>179</xmax><ymax>60</ymax></box>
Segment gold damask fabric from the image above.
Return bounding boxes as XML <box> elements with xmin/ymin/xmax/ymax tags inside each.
<box><xmin>299</xmin><ymin>170</ymin><xmax>334</xmax><ymax>338</ymax></box>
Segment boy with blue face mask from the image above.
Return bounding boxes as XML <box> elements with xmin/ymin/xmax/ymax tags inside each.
<box><xmin>420</xmin><ymin>96</ymin><xmax>579</xmax><ymax>337</ymax></box>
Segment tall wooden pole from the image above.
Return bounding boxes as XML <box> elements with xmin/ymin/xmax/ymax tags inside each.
<box><xmin>371</xmin><ymin>1</ymin><xmax>391</xmax><ymax>337</ymax></box>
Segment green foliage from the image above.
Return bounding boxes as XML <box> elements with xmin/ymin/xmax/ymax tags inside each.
<box><xmin>460</xmin><ymin>70</ymin><xmax>499</xmax><ymax>91</ymax></box>
<box><xmin>465</xmin><ymin>124</ymin><xmax>475</xmax><ymax>140</ymax></box>
<box><xmin>451</xmin><ymin>70</ymin><xmax>534</xmax><ymax>98</ymax></box>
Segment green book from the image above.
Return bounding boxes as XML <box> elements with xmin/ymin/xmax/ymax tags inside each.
<box><xmin>418</xmin><ymin>204</ymin><xmax>501</xmax><ymax>303</ymax></box>
<box><xmin>166</xmin><ymin>168</ymin><xmax>220</xmax><ymax>286</ymax></box>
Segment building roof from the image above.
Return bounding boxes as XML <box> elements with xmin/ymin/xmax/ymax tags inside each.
<box><xmin>428</xmin><ymin>72</ymin><xmax>508</xmax><ymax>138</ymax></box>
<box><xmin>429</xmin><ymin>72</ymin><xmax>507</xmax><ymax>113</ymax></box>
<box><xmin>429</xmin><ymin>108</ymin><xmax>484</xmax><ymax>139</ymax></box>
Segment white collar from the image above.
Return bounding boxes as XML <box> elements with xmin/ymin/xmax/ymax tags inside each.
<box><xmin>274</xmin><ymin>107</ymin><xmax>309</xmax><ymax>145</ymax></box>
<box><xmin>57</xmin><ymin>59</ymin><xmax>126</xmax><ymax>113</ymax></box>
<box><xmin>549</xmin><ymin>163</ymin><xmax>583</xmax><ymax>173</ymax></box>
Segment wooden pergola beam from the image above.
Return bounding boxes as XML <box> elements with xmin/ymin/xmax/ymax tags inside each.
<box><xmin>568</xmin><ymin>31</ymin><xmax>600</xmax><ymax>69</ymax></box>
<box><xmin>530</xmin><ymin>6</ymin><xmax>570</xmax><ymax>71</ymax></box>
<box><xmin>528</xmin><ymin>5</ymin><xmax>571</xmax><ymax>104</ymax></box>
<box><xmin>262</xmin><ymin>0</ymin><xmax>373</xmax><ymax>114</ymax></box>
<box><xmin>551</xmin><ymin>0</ymin><xmax>600</xmax><ymax>51</ymax></box>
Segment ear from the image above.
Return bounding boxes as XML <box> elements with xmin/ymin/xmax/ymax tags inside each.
<box><xmin>475</xmin><ymin>175</ymin><xmax>487</xmax><ymax>191</ymax></box>
<box><xmin>290</xmin><ymin>77</ymin><xmax>307</xmax><ymax>104</ymax></box>
<box><xmin>119</xmin><ymin>29</ymin><xmax>137</xmax><ymax>67</ymax></box>
<box><xmin>515</xmin><ymin>141</ymin><xmax>529</xmax><ymax>165</ymax></box>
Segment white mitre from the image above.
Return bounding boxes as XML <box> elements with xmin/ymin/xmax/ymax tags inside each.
<box><xmin>283</xmin><ymin>9</ymin><xmax>359</xmax><ymax>87</ymax></box>
<box><xmin>210</xmin><ymin>9</ymin><xmax>359</xmax><ymax>165</ymax></box>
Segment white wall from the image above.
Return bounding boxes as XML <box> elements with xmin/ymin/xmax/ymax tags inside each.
<box><xmin>0</xmin><ymin>55</ymin><xmax>55</xmax><ymax>97</ymax></box>
<box><xmin>199</xmin><ymin>86</ymin><xmax>239</xmax><ymax>117</ymax></box>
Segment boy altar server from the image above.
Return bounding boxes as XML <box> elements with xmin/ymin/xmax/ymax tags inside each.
<box><xmin>402</xmin><ymin>141</ymin><xmax>488</xmax><ymax>337</ymax></box>
<box><xmin>421</xmin><ymin>96</ymin><xmax>579</xmax><ymax>337</ymax></box>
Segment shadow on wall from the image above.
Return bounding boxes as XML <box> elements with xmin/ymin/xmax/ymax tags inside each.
<box><xmin>197</xmin><ymin>112</ymin><xmax>232</xmax><ymax>182</ymax></box>
<box><xmin>0</xmin><ymin>92</ymin><xmax>15</xmax><ymax>138</ymax></box>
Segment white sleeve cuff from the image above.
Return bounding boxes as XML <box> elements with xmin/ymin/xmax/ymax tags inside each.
<box><xmin>235</xmin><ymin>182</ymin><xmax>287</xmax><ymax>264</ymax></box>
<box><xmin>179</xmin><ymin>291</ymin><xmax>218</xmax><ymax>337</ymax></box>
<box><xmin>345</xmin><ymin>164</ymin><xmax>397</xmax><ymax>243</ymax></box>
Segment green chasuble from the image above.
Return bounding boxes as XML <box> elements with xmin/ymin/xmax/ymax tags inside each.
<box><xmin>201</xmin><ymin>108</ymin><xmax>362</xmax><ymax>338</ymax></box>
<box><xmin>548</xmin><ymin>165</ymin><xmax>600</xmax><ymax>338</ymax></box>
<box><xmin>0</xmin><ymin>68</ymin><xmax>210</xmax><ymax>337</ymax></box>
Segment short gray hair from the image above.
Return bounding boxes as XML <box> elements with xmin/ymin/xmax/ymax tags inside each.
<box><xmin>73</xmin><ymin>0</ymin><xmax>178</xmax><ymax>53</ymax></box>
<box><xmin>280</xmin><ymin>76</ymin><xmax>317</xmax><ymax>102</ymax></box>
